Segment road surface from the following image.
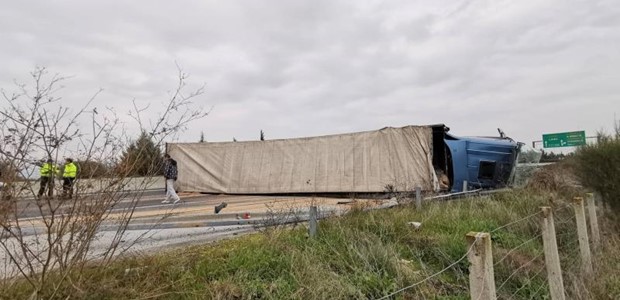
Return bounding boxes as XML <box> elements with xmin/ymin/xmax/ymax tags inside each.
<box><xmin>1</xmin><ymin>189</ymin><xmax>382</xmax><ymax>278</ymax></box>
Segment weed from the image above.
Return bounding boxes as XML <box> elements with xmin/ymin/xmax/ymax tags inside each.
<box><xmin>1</xmin><ymin>189</ymin><xmax>618</xmax><ymax>299</ymax></box>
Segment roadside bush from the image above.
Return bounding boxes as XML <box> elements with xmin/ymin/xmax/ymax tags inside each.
<box><xmin>573</xmin><ymin>133</ymin><xmax>620</xmax><ymax>221</ymax></box>
<box><xmin>525</xmin><ymin>162</ymin><xmax>581</xmax><ymax>199</ymax></box>
<box><xmin>76</xmin><ymin>160</ymin><xmax>113</xmax><ymax>179</ymax></box>
<box><xmin>0</xmin><ymin>67</ymin><xmax>207</xmax><ymax>299</ymax></box>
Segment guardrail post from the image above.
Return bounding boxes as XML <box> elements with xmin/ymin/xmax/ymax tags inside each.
<box><xmin>466</xmin><ymin>232</ymin><xmax>497</xmax><ymax>300</ymax></box>
<box><xmin>573</xmin><ymin>197</ymin><xmax>593</xmax><ymax>275</ymax></box>
<box><xmin>462</xmin><ymin>180</ymin><xmax>468</xmax><ymax>192</ymax></box>
<box><xmin>541</xmin><ymin>207</ymin><xmax>566</xmax><ymax>300</ymax></box>
<box><xmin>309</xmin><ymin>206</ymin><xmax>318</xmax><ymax>238</ymax></box>
<box><xmin>586</xmin><ymin>193</ymin><xmax>601</xmax><ymax>252</ymax></box>
<box><xmin>415</xmin><ymin>186</ymin><xmax>422</xmax><ymax>210</ymax></box>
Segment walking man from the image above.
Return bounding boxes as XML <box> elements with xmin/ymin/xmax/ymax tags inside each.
<box><xmin>62</xmin><ymin>158</ymin><xmax>77</xmax><ymax>199</ymax></box>
<box><xmin>162</xmin><ymin>154</ymin><xmax>181</xmax><ymax>204</ymax></box>
<box><xmin>38</xmin><ymin>158</ymin><xmax>58</xmax><ymax>198</ymax></box>
<box><xmin>0</xmin><ymin>170</ymin><xmax>6</xmax><ymax>201</ymax></box>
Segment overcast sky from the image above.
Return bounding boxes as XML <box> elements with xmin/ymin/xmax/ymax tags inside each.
<box><xmin>1</xmin><ymin>0</ymin><xmax>619</xmax><ymax>149</ymax></box>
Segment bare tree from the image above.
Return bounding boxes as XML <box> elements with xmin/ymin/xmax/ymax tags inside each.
<box><xmin>0</xmin><ymin>66</ymin><xmax>207</xmax><ymax>299</ymax></box>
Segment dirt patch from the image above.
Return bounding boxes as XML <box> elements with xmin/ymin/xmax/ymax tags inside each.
<box><xmin>526</xmin><ymin>162</ymin><xmax>581</xmax><ymax>197</ymax></box>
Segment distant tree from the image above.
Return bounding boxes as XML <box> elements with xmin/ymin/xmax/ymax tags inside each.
<box><xmin>540</xmin><ymin>150</ymin><xmax>560</xmax><ymax>163</ymax></box>
<box><xmin>116</xmin><ymin>131</ymin><xmax>163</xmax><ymax>176</ymax></box>
<box><xmin>260</xmin><ymin>130</ymin><xmax>265</xmax><ymax>141</ymax></box>
<box><xmin>199</xmin><ymin>131</ymin><xmax>206</xmax><ymax>143</ymax></box>
<box><xmin>0</xmin><ymin>66</ymin><xmax>208</xmax><ymax>295</ymax></box>
<box><xmin>574</xmin><ymin>129</ymin><xmax>620</xmax><ymax>224</ymax></box>
<box><xmin>539</xmin><ymin>150</ymin><xmax>574</xmax><ymax>163</ymax></box>
<box><xmin>76</xmin><ymin>160</ymin><xmax>111</xmax><ymax>179</ymax></box>
<box><xmin>233</xmin><ymin>137</ymin><xmax>237</xmax><ymax>142</ymax></box>
<box><xmin>0</xmin><ymin>161</ymin><xmax>20</xmax><ymax>182</ymax></box>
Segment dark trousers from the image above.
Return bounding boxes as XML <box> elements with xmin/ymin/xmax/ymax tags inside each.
<box><xmin>38</xmin><ymin>176</ymin><xmax>54</xmax><ymax>197</ymax></box>
<box><xmin>62</xmin><ymin>177</ymin><xmax>75</xmax><ymax>199</ymax></box>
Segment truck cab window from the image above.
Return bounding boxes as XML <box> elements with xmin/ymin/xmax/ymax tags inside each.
<box><xmin>478</xmin><ymin>161</ymin><xmax>496</xmax><ymax>180</ymax></box>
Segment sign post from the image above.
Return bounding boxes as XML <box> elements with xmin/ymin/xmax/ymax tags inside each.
<box><xmin>542</xmin><ymin>131</ymin><xmax>586</xmax><ymax>148</ymax></box>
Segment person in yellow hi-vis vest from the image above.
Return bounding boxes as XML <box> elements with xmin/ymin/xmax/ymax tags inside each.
<box><xmin>38</xmin><ymin>158</ymin><xmax>58</xmax><ymax>198</ymax></box>
<box><xmin>62</xmin><ymin>158</ymin><xmax>78</xmax><ymax>199</ymax></box>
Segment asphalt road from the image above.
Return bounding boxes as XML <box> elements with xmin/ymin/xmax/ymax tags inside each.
<box><xmin>11</xmin><ymin>189</ymin><xmax>168</xmax><ymax>218</ymax></box>
<box><xmin>0</xmin><ymin>183</ymin><xmax>494</xmax><ymax>278</ymax></box>
<box><xmin>6</xmin><ymin>189</ymin><xmax>359</xmax><ymax>246</ymax></box>
<box><xmin>1</xmin><ymin>190</ymin><xmax>366</xmax><ymax>278</ymax></box>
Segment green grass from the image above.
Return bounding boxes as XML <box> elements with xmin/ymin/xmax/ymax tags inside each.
<box><xmin>2</xmin><ymin>189</ymin><xmax>618</xmax><ymax>299</ymax></box>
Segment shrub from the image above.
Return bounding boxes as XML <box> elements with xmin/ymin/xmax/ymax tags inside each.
<box><xmin>116</xmin><ymin>131</ymin><xmax>164</xmax><ymax>177</ymax></box>
<box><xmin>573</xmin><ymin>134</ymin><xmax>620</xmax><ymax>220</ymax></box>
<box><xmin>75</xmin><ymin>160</ymin><xmax>113</xmax><ymax>179</ymax></box>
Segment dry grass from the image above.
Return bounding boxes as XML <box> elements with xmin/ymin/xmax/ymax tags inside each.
<box><xmin>526</xmin><ymin>162</ymin><xmax>582</xmax><ymax>198</ymax></box>
<box><xmin>4</xmin><ymin>188</ymin><xmax>617</xmax><ymax>299</ymax></box>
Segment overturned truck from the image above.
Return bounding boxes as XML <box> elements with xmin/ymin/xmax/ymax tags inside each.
<box><xmin>168</xmin><ymin>125</ymin><xmax>520</xmax><ymax>195</ymax></box>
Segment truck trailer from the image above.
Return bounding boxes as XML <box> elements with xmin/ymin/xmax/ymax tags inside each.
<box><xmin>167</xmin><ymin>125</ymin><xmax>520</xmax><ymax>195</ymax></box>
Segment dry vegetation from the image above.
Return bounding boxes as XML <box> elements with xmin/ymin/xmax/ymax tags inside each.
<box><xmin>2</xmin><ymin>131</ymin><xmax>620</xmax><ymax>298</ymax></box>
<box><xmin>1</xmin><ymin>185</ymin><xmax>618</xmax><ymax>299</ymax></box>
<box><xmin>0</xmin><ymin>67</ymin><xmax>207</xmax><ymax>299</ymax></box>
<box><xmin>0</xmin><ymin>70</ymin><xmax>618</xmax><ymax>299</ymax></box>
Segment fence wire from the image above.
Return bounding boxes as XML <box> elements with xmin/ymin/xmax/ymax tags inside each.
<box><xmin>489</xmin><ymin>206</ymin><xmax>572</xmax><ymax>299</ymax></box>
<box><xmin>490</xmin><ymin>204</ymin><xmax>583</xmax><ymax>299</ymax></box>
<box><xmin>375</xmin><ymin>238</ymin><xmax>478</xmax><ymax>300</ymax></box>
<box><xmin>507</xmin><ymin>264</ymin><xmax>547</xmax><ymax>300</ymax></box>
<box><xmin>556</xmin><ymin>233</ymin><xmax>581</xmax><ymax>262</ymax></box>
<box><xmin>494</xmin><ymin>233</ymin><xmax>543</xmax><ymax>267</ymax></box>
<box><xmin>490</xmin><ymin>211</ymin><xmax>543</xmax><ymax>234</ymax></box>
<box><xmin>378</xmin><ymin>201</ymin><xmax>583</xmax><ymax>299</ymax></box>
<box><xmin>496</xmin><ymin>252</ymin><xmax>544</xmax><ymax>292</ymax></box>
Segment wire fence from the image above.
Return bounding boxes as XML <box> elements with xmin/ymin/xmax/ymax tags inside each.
<box><xmin>376</xmin><ymin>241</ymin><xmax>477</xmax><ymax>300</ymax></box>
<box><xmin>490</xmin><ymin>211</ymin><xmax>543</xmax><ymax>234</ymax></box>
<box><xmin>374</xmin><ymin>195</ymin><xmax>599</xmax><ymax>300</ymax></box>
<box><xmin>491</xmin><ymin>209</ymin><xmax>547</xmax><ymax>299</ymax></box>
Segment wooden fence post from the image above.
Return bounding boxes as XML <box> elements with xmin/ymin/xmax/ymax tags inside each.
<box><xmin>541</xmin><ymin>207</ymin><xmax>566</xmax><ymax>300</ymax></box>
<box><xmin>415</xmin><ymin>186</ymin><xmax>422</xmax><ymax>210</ymax></box>
<box><xmin>466</xmin><ymin>232</ymin><xmax>497</xmax><ymax>300</ymax></box>
<box><xmin>586</xmin><ymin>193</ymin><xmax>601</xmax><ymax>252</ymax></box>
<box><xmin>309</xmin><ymin>206</ymin><xmax>318</xmax><ymax>238</ymax></box>
<box><xmin>573</xmin><ymin>197</ymin><xmax>593</xmax><ymax>275</ymax></box>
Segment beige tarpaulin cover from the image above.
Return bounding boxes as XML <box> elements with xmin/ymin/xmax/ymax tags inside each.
<box><xmin>168</xmin><ymin>126</ymin><xmax>437</xmax><ymax>194</ymax></box>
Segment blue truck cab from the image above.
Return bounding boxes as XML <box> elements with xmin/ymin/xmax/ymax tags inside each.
<box><xmin>431</xmin><ymin>125</ymin><xmax>521</xmax><ymax>193</ymax></box>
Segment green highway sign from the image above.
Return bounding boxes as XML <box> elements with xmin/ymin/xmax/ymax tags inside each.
<box><xmin>542</xmin><ymin>131</ymin><xmax>586</xmax><ymax>148</ymax></box>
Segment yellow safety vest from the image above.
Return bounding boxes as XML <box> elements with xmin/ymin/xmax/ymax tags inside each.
<box><xmin>40</xmin><ymin>163</ymin><xmax>58</xmax><ymax>177</ymax></box>
<box><xmin>63</xmin><ymin>163</ymin><xmax>77</xmax><ymax>178</ymax></box>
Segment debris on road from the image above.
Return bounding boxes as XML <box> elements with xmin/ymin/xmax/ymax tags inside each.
<box><xmin>337</xmin><ymin>200</ymin><xmax>354</xmax><ymax>204</ymax></box>
<box><xmin>214</xmin><ymin>202</ymin><xmax>228</xmax><ymax>214</ymax></box>
<box><xmin>235</xmin><ymin>213</ymin><xmax>251</xmax><ymax>220</ymax></box>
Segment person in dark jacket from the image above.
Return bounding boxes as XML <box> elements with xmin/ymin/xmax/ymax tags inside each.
<box><xmin>0</xmin><ymin>170</ymin><xmax>6</xmax><ymax>201</ymax></box>
<box><xmin>162</xmin><ymin>154</ymin><xmax>181</xmax><ymax>204</ymax></box>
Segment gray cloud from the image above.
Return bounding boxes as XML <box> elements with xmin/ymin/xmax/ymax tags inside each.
<box><xmin>1</xmin><ymin>0</ymin><xmax>619</xmax><ymax>147</ymax></box>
